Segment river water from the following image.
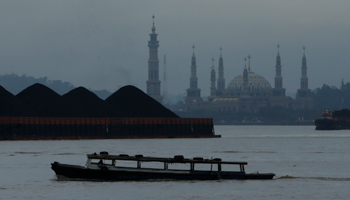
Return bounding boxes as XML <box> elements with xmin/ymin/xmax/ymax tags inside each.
<box><xmin>1</xmin><ymin>125</ymin><xmax>349</xmax><ymax>199</ymax></box>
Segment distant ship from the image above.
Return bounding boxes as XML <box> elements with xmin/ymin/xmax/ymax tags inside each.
<box><xmin>314</xmin><ymin>109</ymin><xmax>350</xmax><ymax>130</ymax></box>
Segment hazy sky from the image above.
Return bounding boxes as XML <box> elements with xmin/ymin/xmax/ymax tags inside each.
<box><xmin>1</xmin><ymin>1</ymin><xmax>349</xmax><ymax>98</ymax></box>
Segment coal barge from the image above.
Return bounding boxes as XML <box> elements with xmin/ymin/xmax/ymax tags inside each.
<box><xmin>0</xmin><ymin>84</ymin><xmax>219</xmax><ymax>140</ymax></box>
<box><xmin>315</xmin><ymin>109</ymin><xmax>350</xmax><ymax>130</ymax></box>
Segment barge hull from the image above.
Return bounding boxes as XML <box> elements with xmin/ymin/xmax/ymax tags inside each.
<box><xmin>0</xmin><ymin>117</ymin><xmax>219</xmax><ymax>140</ymax></box>
<box><xmin>315</xmin><ymin>118</ymin><xmax>350</xmax><ymax>130</ymax></box>
<box><xmin>51</xmin><ymin>162</ymin><xmax>274</xmax><ymax>180</ymax></box>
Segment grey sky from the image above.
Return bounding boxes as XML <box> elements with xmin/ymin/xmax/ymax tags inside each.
<box><xmin>1</xmin><ymin>1</ymin><xmax>349</xmax><ymax>98</ymax></box>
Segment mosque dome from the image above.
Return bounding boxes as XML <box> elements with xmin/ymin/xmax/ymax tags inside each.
<box><xmin>226</xmin><ymin>71</ymin><xmax>272</xmax><ymax>91</ymax></box>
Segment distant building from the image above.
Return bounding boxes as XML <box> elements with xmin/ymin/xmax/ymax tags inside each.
<box><xmin>144</xmin><ymin>17</ymin><xmax>313</xmax><ymax>112</ymax></box>
<box><xmin>184</xmin><ymin>45</ymin><xmax>313</xmax><ymax>112</ymax></box>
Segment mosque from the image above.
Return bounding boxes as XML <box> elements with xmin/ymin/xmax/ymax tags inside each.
<box><xmin>146</xmin><ymin>16</ymin><xmax>313</xmax><ymax>113</ymax></box>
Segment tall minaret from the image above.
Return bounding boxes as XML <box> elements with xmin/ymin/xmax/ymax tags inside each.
<box><xmin>243</xmin><ymin>57</ymin><xmax>249</xmax><ymax>93</ymax></box>
<box><xmin>341</xmin><ymin>78</ymin><xmax>344</xmax><ymax>109</ymax></box>
<box><xmin>146</xmin><ymin>15</ymin><xmax>162</xmax><ymax>103</ymax></box>
<box><xmin>247</xmin><ymin>55</ymin><xmax>251</xmax><ymax>71</ymax></box>
<box><xmin>185</xmin><ymin>45</ymin><xmax>202</xmax><ymax>109</ymax></box>
<box><xmin>208</xmin><ymin>58</ymin><xmax>216</xmax><ymax>101</ymax></box>
<box><xmin>295</xmin><ymin>46</ymin><xmax>313</xmax><ymax>109</ymax></box>
<box><xmin>272</xmin><ymin>44</ymin><xmax>286</xmax><ymax>97</ymax></box>
<box><xmin>189</xmin><ymin>45</ymin><xmax>199</xmax><ymax>91</ymax></box>
<box><xmin>238</xmin><ymin>57</ymin><xmax>252</xmax><ymax>112</ymax></box>
<box><xmin>216</xmin><ymin>47</ymin><xmax>225</xmax><ymax>96</ymax></box>
<box><xmin>300</xmin><ymin>46</ymin><xmax>308</xmax><ymax>90</ymax></box>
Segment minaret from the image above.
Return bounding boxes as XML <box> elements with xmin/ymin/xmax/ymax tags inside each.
<box><xmin>272</xmin><ymin>44</ymin><xmax>286</xmax><ymax>97</ymax></box>
<box><xmin>295</xmin><ymin>46</ymin><xmax>313</xmax><ymax>109</ymax></box>
<box><xmin>243</xmin><ymin>57</ymin><xmax>249</xmax><ymax>93</ymax></box>
<box><xmin>341</xmin><ymin>78</ymin><xmax>344</xmax><ymax>109</ymax></box>
<box><xmin>239</xmin><ymin>57</ymin><xmax>252</xmax><ymax>112</ymax></box>
<box><xmin>185</xmin><ymin>45</ymin><xmax>202</xmax><ymax>110</ymax></box>
<box><xmin>216</xmin><ymin>47</ymin><xmax>225</xmax><ymax>96</ymax></box>
<box><xmin>189</xmin><ymin>45</ymin><xmax>199</xmax><ymax>91</ymax></box>
<box><xmin>208</xmin><ymin>58</ymin><xmax>216</xmax><ymax>101</ymax></box>
<box><xmin>275</xmin><ymin>45</ymin><xmax>282</xmax><ymax>88</ymax></box>
<box><xmin>247</xmin><ymin>55</ymin><xmax>251</xmax><ymax>71</ymax></box>
<box><xmin>146</xmin><ymin>15</ymin><xmax>162</xmax><ymax>103</ymax></box>
<box><xmin>300</xmin><ymin>46</ymin><xmax>308</xmax><ymax>90</ymax></box>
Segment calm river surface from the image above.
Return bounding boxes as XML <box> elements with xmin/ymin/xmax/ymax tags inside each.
<box><xmin>1</xmin><ymin>125</ymin><xmax>349</xmax><ymax>199</ymax></box>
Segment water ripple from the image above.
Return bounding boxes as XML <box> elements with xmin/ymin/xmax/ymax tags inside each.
<box><xmin>11</xmin><ymin>152</ymin><xmax>42</xmax><ymax>155</ymax></box>
<box><xmin>214</xmin><ymin>151</ymin><xmax>276</xmax><ymax>153</ymax></box>
<box><xmin>279</xmin><ymin>175</ymin><xmax>350</xmax><ymax>181</ymax></box>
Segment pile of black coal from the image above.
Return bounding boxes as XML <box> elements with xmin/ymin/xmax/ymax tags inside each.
<box><xmin>62</xmin><ymin>87</ymin><xmax>124</xmax><ymax>117</ymax></box>
<box><xmin>333</xmin><ymin>109</ymin><xmax>350</xmax><ymax>118</ymax></box>
<box><xmin>1</xmin><ymin>83</ymin><xmax>178</xmax><ymax>118</ymax></box>
<box><xmin>16</xmin><ymin>83</ymin><xmax>70</xmax><ymax>117</ymax></box>
<box><xmin>0</xmin><ymin>86</ymin><xmax>35</xmax><ymax>117</ymax></box>
<box><xmin>105</xmin><ymin>85</ymin><xmax>179</xmax><ymax>118</ymax></box>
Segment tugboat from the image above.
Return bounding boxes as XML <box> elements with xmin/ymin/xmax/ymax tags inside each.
<box><xmin>51</xmin><ymin>152</ymin><xmax>275</xmax><ymax>180</ymax></box>
<box><xmin>315</xmin><ymin>109</ymin><xmax>350</xmax><ymax>130</ymax></box>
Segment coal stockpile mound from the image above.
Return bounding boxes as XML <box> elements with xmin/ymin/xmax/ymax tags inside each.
<box><xmin>16</xmin><ymin>83</ymin><xmax>73</xmax><ymax>117</ymax></box>
<box><xmin>62</xmin><ymin>87</ymin><xmax>124</xmax><ymax>117</ymax></box>
<box><xmin>105</xmin><ymin>85</ymin><xmax>179</xmax><ymax>118</ymax></box>
<box><xmin>0</xmin><ymin>86</ymin><xmax>36</xmax><ymax>117</ymax></box>
<box><xmin>4</xmin><ymin>83</ymin><xmax>177</xmax><ymax>118</ymax></box>
<box><xmin>333</xmin><ymin>109</ymin><xmax>350</xmax><ymax>118</ymax></box>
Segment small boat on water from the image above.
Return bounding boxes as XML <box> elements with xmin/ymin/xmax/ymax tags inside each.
<box><xmin>51</xmin><ymin>152</ymin><xmax>275</xmax><ymax>180</ymax></box>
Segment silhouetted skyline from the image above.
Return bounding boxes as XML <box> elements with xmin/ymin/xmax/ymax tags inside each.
<box><xmin>0</xmin><ymin>1</ymin><xmax>349</xmax><ymax>97</ymax></box>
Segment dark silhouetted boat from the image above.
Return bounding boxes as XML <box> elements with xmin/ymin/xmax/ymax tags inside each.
<box><xmin>51</xmin><ymin>152</ymin><xmax>275</xmax><ymax>180</ymax></box>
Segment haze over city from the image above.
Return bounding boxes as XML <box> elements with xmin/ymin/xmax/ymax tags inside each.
<box><xmin>0</xmin><ymin>1</ymin><xmax>349</xmax><ymax>99</ymax></box>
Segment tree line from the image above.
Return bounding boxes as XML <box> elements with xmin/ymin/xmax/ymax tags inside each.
<box><xmin>311</xmin><ymin>82</ymin><xmax>350</xmax><ymax>110</ymax></box>
<box><xmin>0</xmin><ymin>74</ymin><xmax>112</xmax><ymax>99</ymax></box>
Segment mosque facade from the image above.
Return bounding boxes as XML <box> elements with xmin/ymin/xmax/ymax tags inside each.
<box><xmin>146</xmin><ymin>16</ymin><xmax>313</xmax><ymax>112</ymax></box>
<box><xmin>184</xmin><ymin>45</ymin><xmax>313</xmax><ymax>112</ymax></box>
